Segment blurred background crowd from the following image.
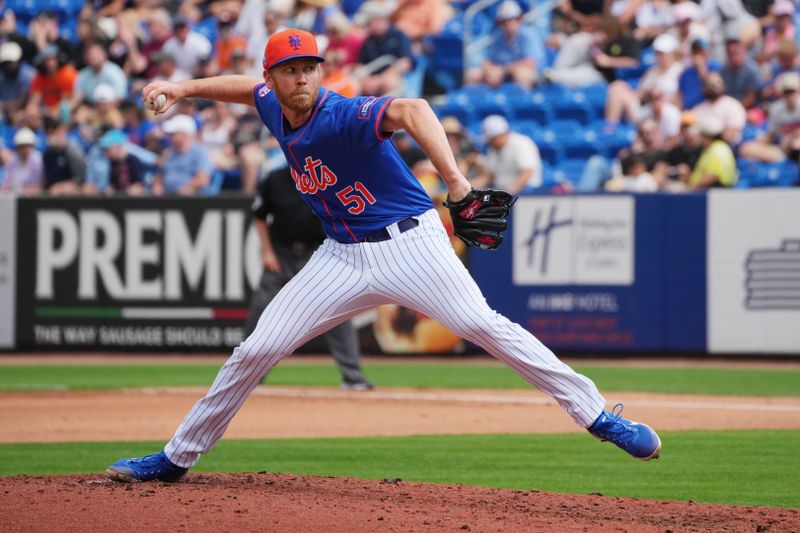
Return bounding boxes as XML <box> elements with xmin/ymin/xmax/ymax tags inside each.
<box><xmin>0</xmin><ymin>0</ymin><xmax>798</xmax><ymax>196</ymax></box>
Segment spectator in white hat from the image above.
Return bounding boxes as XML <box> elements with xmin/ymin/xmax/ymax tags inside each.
<box><xmin>606</xmin><ymin>33</ymin><xmax>683</xmax><ymax>125</ymax></box>
<box><xmin>740</xmin><ymin>72</ymin><xmax>800</xmax><ymax>163</ymax></box>
<box><xmin>466</xmin><ymin>1</ymin><xmax>540</xmax><ymax>89</ymax></box>
<box><xmin>0</xmin><ymin>42</ymin><xmax>35</xmax><ymax>120</ymax></box>
<box><xmin>0</xmin><ymin>128</ymin><xmax>44</xmax><ymax>194</ymax></box>
<box><xmin>482</xmin><ymin>115</ymin><xmax>542</xmax><ymax>194</ymax></box>
<box><xmin>154</xmin><ymin>114</ymin><xmax>214</xmax><ymax>195</ymax></box>
<box><xmin>688</xmin><ymin>114</ymin><xmax>737</xmax><ymax>189</ymax></box>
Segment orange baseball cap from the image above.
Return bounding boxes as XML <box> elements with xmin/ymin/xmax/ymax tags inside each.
<box><xmin>262</xmin><ymin>28</ymin><xmax>325</xmax><ymax>70</ymax></box>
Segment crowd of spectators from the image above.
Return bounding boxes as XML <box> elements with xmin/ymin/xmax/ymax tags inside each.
<box><xmin>1</xmin><ymin>0</ymin><xmax>799</xmax><ymax>196</ymax></box>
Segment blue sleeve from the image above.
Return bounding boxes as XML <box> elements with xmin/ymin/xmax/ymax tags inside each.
<box><xmin>252</xmin><ymin>82</ymin><xmax>278</xmax><ymax>134</ymax></box>
<box><xmin>335</xmin><ymin>95</ymin><xmax>396</xmax><ymax>150</ymax></box>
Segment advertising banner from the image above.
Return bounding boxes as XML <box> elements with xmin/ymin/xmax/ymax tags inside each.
<box><xmin>471</xmin><ymin>194</ymin><xmax>707</xmax><ymax>351</ymax></box>
<box><xmin>0</xmin><ymin>195</ymin><xmax>16</xmax><ymax>349</ymax></box>
<box><xmin>16</xmin><ymin>197</ymin><xmax>260</xmax><ymax>350</ymax></box>
<box><xmin>13</xmin><ymin>197</ymin><xmax>463</xmax><ymax>353</ymax></box>
<box><xmin>708</xmin><ymin>190</ymin><xmax>800</xmax><ymax>354</ymax></box>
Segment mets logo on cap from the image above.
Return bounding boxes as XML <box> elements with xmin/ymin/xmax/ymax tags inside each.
<box><xmin>262</xmin><ymin>28</ymin><xmax>326</xmax><ymax>70</ymax></box>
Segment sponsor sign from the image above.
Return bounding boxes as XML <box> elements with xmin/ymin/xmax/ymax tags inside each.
<box><xmin>708</xmin><ymin>190</ymin><xmax>800</xmax><ymax>354</ymax></box>
<box><xmin>513</xmin><ymin>196</ymin><xmax>634</xmax><ymax>286</ymax></box>
<box><xmin>16</xmin><ymin>197</ymin><xmax>261</xmax><ymax>350</ymax></box>
<box><xmin>0</xmin><ymin>195</ymin><xmax>16</xmax><ymax>348</ymax></box>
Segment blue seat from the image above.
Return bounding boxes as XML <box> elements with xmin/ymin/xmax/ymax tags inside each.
<box><xmin>553</xmin><ymin>99</ymin><xmax>593</xmax><ymax>125</ymax></box>
<box><xmin>736</xmin><ymin>158</ymin><xmax>763</xmax><ymax>182</ymax></box>
<box><xmin>435</xmin><ymin>104</ymin><xmax>475</xmax><ymax>127</ymax></box>
<box><xmin>553</xmin><ymin>159</ymin><xmax>587</xmax><ymax>185</ymax></box>
<box><xmin>564</xmin><ymin>131</ymin><xmax>603</xmax><ymax>159</ymax></box>
<box><xmin>428</xmin><ymin>35</ymin><xmax>464</xmax><ymax>91</ymax></box>
<box><xmin>549</xmin><ymin>120</ymin><xmax>582</xmax><ymax>140</ymax></box>
<box><xmin>194</xmin><ymin>17</ymin><xmax>218</xmax><ymax>44</ymax></box>
<box><xmin>763</xmin><ymin>161</ymin><xmax>800</xmax><ymax>187</ymax></box>
<box><xmin>510</xmin><ymin>93</ymin><xmax>550</xmax><ymax>124</ymax></box>
<box><xmin>474</xmin><ymin>91</ymin><xmax>514</xmax><ymax>120</ymax></box>
<box><xmin>498</xmin><ymin>82</ymin><xmax>528</xmax><ymax>101</ymax></box>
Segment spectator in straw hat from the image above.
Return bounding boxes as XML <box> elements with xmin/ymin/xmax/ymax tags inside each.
<box><xmin>442</xmin><ymin>116</ymin><xmax>490</xmax><ymax>187</ymax></box>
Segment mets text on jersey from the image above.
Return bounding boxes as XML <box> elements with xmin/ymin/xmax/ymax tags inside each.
<box><xmin>290</xmin><ymin>156</ymin><xmax>338</xmax><ymax>194</ymax></box>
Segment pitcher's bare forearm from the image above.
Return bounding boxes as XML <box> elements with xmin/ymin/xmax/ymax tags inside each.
<box><xmin>142</xmin><ymin>76</ymin><xmax>261</xmax><ymax>115</ymax></box>
<box><xmin>383</xmin><ymin>98</ymin><xmax>471</xmax><ymax>201</ymax></box>
<box><xmin>178</xmin><ymin>76</ymin><xmax>261</xmax><ymax>105</ymax></box>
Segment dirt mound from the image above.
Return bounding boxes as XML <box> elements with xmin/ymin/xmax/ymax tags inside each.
<box><xmin>2</xmin><ymin>473</ymin><xmax>797</xmax><ymax>532</ymax></box>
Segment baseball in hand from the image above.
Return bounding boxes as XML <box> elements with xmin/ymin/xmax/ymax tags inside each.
<box><xmin>146</xmin><ymin>94</ymin><xmax>167</xmax><ymax>111</ymax></box>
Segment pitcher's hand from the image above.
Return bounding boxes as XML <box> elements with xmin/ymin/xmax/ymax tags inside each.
<box><xmin>142</xmin><ymin>80</ymin><xmax>184</xmax><ymax>116</ymax></box>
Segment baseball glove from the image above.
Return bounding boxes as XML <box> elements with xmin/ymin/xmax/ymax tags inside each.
<box><xmin>443</xmin><ymin>188</ymin><xmax>517</xmax><ymax>250</ymax></box>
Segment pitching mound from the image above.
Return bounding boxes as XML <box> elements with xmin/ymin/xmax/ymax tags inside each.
<box><xmin>2</xmin><ymin>473</ymin><xmax>797</xmax><ymax>532</ymax></box>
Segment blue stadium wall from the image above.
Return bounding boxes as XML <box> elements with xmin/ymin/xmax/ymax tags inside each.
<box><xmin>470</xmin><ymin>194</ymin><xmax>707</xmax><ymax>352</ymax></box>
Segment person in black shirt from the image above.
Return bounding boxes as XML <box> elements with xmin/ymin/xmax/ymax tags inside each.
<box><xmin>245</xmin><ymin>165</ymin><xmax>373</xmax><ymax>390</ymax></box>
<box><xmin>42</xmin><ymin>117</ymin><xmax>85</xmax><ymax>195</ymax></box>
<box><xmin>356</xmin><ymin>2</ymin><xmax>412</xmax><ymax>96</ymax></box>
<box><xmin>654</xmin><ymin>111</ymin><xmax>703</xmax><ymax>187</ymax></box>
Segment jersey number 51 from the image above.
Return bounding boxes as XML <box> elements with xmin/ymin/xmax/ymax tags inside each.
<box><xmin>336</xmin><ymin>181</ymin><xmax>376</xmax><ymax>215</ymax></box>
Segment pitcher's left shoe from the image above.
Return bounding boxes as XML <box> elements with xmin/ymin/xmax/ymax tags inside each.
<box><xmin>588</xmin><ymin>404</ymin><xmax>661</xmax><ymax>460</ymax></box>
<box><xmin>106</xmin><ymin>450</ymin><xmax>188</xmax><ymax>482</ymax></box>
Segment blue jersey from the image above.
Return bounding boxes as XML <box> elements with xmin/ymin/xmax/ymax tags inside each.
<box><xmin>252</xmin><ymin>84</ymin><xmax>434</xmax><ymax>243</ymax></box>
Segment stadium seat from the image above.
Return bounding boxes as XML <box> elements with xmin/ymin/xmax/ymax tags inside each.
<box><xmin>435</xmin><ymin>103</ymin><xmax>475</xmax><ymax>127</ymax></box>
<box><xmin>553</xmin><ymin>99</ymin><xmax>593</xmax><ymax>125</ymax></box>
<box><xmin>763</xmin><ymin>160</ymin><xmax>800</xmax><ymax>187</ymax></box>
<box><xmin>510</xmin><ymin>93</ymin><xmax>550</xmax><ymax>125</ymax></box>
<box><xmin>564</xmin><ymin>129</ymin><xmax>603</xmax><ymax>159</ymax></box>
<box><xmin>194</xmin><ymin>17</ymin><xmax>218</xmax><ymax>44</ymax></box>
<box><xmin>428</xmin><ymin>35</ymin><xmax>464</xmax><ymax>91</ymax></box>
<box><xmin>553</xmin><ymin>159</ymin><xmax>587</xmax><ymax>185</ymax></box>
<box><xmin>737</xmin><ymin>158</ymin><xmax>764</xmax><ymax>186</ymax></box>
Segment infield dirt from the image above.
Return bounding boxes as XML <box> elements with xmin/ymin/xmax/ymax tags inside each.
<box><xmin>2</xmin><ymin>473</ymin><xmax>799</xmax><ymax>533</ymax></box>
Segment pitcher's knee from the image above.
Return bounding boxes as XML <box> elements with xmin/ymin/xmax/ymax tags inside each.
<box><xmin>453</xmin><ymin>312</ymin><xmax>503</xmax><ymax>344</ymax></box>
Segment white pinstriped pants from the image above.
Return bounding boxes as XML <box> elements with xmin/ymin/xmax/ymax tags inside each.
<box><xmin>165</xmin><ymin>209</ymin><xmax>606</xmax><ymax>468</ymax></box>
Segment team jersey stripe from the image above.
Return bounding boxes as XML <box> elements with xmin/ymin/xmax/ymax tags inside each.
<box><xmin>374</xmin><ymin>96</ymin><xmax>396</xmax><ymax>141</ymax></box>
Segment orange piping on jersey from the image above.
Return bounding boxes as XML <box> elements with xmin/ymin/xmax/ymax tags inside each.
<box><xmin>374</xmin><ymin>97</ymin><xmax>395</xmax><ymax>141</ymax></box>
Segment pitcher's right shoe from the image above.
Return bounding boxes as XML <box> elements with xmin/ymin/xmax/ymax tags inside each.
<box><xmin>106</xmin><ymin>451</ymin><xmax>188</xmax><ymax>482</ymax></box>
<box><xmin>588</xmin><ymin>404</ymin><xmax>661</xmax><ymax>461</ymax></box>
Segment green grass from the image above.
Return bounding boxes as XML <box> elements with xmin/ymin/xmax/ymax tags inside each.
<box><xmin>1</xmin><ymin>430</ymin><xmax>798</xmax><ymax>508</ymax></box>
<box><xmin>1</xmin><ymin>362</ymin><xmax>799</xmax><ymax>396</ymax></box>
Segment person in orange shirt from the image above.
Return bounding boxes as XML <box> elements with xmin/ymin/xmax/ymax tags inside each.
<box><xmin>27</xmin><ymin>45</ymin><xmax>77</xmax><ymax>116</ymax></box>
<box><xmin>215</xmin><ymin>14</ymin><xmax>248</xmax><ymax>72</ymax></box>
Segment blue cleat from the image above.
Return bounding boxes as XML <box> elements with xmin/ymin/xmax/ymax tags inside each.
<box><xmin>588</xmin><ymin>404</ymin><xmax>661</xmax><ymax>461</ymax></box>
<box><xmin>106</xmin><ymin>451</ymin><xmax>188</xmax><ymax>483</ymax></box>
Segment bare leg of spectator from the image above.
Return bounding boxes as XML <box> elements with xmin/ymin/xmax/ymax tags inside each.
<box><xmin>465</xmin><ymin>67</ymin><xmax>484</xmax><ymax>85</ymax></box>
<box><xmin>605</xmin><ymin>80</ymin><xmax>638</xmax><ymax>124</ymax></box>
<box><xmin>738</xmin><ymin>141</ymin><xmax>787</xmax><ymax>163</ymax></box>
<box><xmin>508</xmin><ymin>61</ymin><xmax>536</xmax><ymax>89</ymax></box>
<box><xmin>483</xmin><ymin>62</ymin><xmax>506</xmax><ymax>88</ymax></box>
